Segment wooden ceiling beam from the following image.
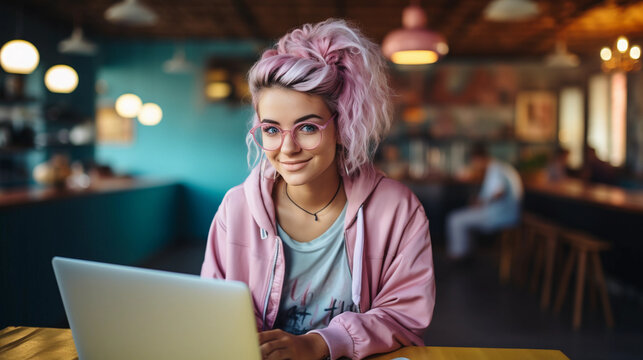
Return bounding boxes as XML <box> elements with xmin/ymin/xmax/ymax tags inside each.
<box><xmin>441</xmin><ymin>0</ymin><xmax>493</xmax><ymax>55</ymax></box>
<box><xmin>228</xmin><ymin>0</ymin><xmax>266</xmax><ymax>40</ymax></box>
<box><xmin>520</xmin><ymin>0</ymin><xmax>605</xmax><ymax>56</ymax></box>
<box><xmin>335</xmin><ymin>0</ymin><xmax>347</xmax><ymax>19</ymax></box>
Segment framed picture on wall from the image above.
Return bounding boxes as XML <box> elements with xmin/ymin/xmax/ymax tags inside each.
<box><xmin>515</xmin><ymin>91</ymin><xmax>557</xmax><ymax>142</ymax></box>
<box><xmin>96</xmin><ymin>105</ymin><xmax>134</xmax><ymax>144</ymax></box>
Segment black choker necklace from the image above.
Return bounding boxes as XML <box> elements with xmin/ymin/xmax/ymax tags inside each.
<box><xmin>285</xmin><ymin>179</ymin><xmax>342</xmax><ymax>221</ymax></box>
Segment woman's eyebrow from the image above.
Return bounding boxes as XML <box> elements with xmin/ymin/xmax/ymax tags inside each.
<box><xmin>260</xmin><ymin>114</ymin><xmax>323</xmax><ymax>124</ymax></box>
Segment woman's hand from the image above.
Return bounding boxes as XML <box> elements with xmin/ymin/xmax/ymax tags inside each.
<box><xmin>259</xmin><ymin>329</ymin><xmax>330</xmax><ymax>360</ymax></box>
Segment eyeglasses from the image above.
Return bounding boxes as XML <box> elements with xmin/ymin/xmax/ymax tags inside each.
<box><xmin>249</xmin><ymin>114</ymin><xmax>335</xmax><ymax>151</ymax></box>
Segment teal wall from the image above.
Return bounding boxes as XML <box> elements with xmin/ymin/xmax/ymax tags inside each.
<box><xmin>96</xmin><ymin>40</ymin><xmax>259</xmax><ymax>242</ymax></box>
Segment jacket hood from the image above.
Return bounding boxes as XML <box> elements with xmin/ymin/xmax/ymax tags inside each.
<box><xmin>243</xmin><ymin>160</ymin><xmax>385</xmax><ymax>237</ymax></box>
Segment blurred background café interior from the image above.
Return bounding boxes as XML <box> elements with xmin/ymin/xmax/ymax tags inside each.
<box><xmin>1</xmin><ymin>0</ymin><xmax>643</xmax><ymax>358</ymax></box>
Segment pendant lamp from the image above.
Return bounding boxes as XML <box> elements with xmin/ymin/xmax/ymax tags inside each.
<box><xmin>545</xmin><ymin>40</ymin><xmax>580</xmax><ymax>68</ymax></box>
<box><xmin>44</xmin><ymin>65</ymin><xmax>79</xmax><ymax>93</ymax></box>
<box><xmin>115</xmin><ymin>93</ymin><xmax>143</xmax><ymax>118</ymax></box>
<box><xmin>484</xmin><ymin>0</ymin><xmax>539</xmax><ymax>22</ymax></box>
<box><xmin>1</xmin><ymin>6</ymin><xmax>40</xmax><ymax>74</ymax></box>
<box><xmin>0</xmin><ymin>39</ymin><xmax>40</xmax><ymax>74</ymax></box>
<box><xmin>138</xmin><ymin>103</ymin><xmax>163</xmax><ymax>126</ymax></box>
<box><xmin>105</xmin><ymin>0</ymin><xmax>158</xmax><ymax>26</ymax></box>
<box><xmin>600</xmin><ymin>36</ymin><xmax>641</xmax><ymax>73</ymax></box>
<box><xmin>381</xmin><ymin>4</ymin><xmax>448</xmax><ymax>65</ymax></box>
<box><xmin>163</xmin><ymin>46</ymin><xmax>195</xmax><ymax>74</ymax></box>
<box><xmin>59</xmin><ymin>27</ymin><xmax>97</xmax><ymax>55</ymax></box>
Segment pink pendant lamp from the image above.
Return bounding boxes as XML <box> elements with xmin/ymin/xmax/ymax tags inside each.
<box><xmin>382</xmin><ymin>3</ymin><xmax>448</xmax><ymax>65</ymax></box>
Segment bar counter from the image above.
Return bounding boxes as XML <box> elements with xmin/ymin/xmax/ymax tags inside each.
<box><xmin>525</xmin><ymin>178</ymin><xmax>643</xmax><ymax>214</ymax></box>
<box><xmin>0</xmin><ymin>177</ymin><xmax>181</xmax><ymax>327</ymax></box>
<box><xmin>0</xmin><ymin>177</ymin><xmax>177</xmax><ymax>209</ymax></box>
<box><xmin>521</xmin><ymin>178</ymin><xmax>643</xmax><ymax>289</ymax></box>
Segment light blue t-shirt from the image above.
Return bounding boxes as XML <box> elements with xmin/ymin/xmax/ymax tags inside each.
<box><xmin>478</xmin><ymin>160</ymin><xmax>523</xmax><ymax>228</ymax></box>
<box><xmin>274</xmin><ymin>203</ymin><xmax>355</xmax><ymax>335</ymax></box>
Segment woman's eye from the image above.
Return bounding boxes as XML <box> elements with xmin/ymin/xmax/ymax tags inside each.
<box><xmin>299</xmin><ymin>124</ymin><xmax>318</xmax><ymax>133</ymax></box>
<box><xmin>262</xmin><ymin>126</ymin><xmax>280</xmax><ymax>135</ymax></box>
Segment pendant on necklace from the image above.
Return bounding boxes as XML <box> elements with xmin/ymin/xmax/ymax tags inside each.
<box><xmin>314</xmin><ymin>214</ymin><xmax>318</xmax><ymax>221</ymax></box>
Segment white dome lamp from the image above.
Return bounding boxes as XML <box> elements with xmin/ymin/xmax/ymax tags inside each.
<box><xmin>381</xmin><ymin>4</ymin><xmax>448</xmax><ymax>65</ymax></box>
<box><xmin>59</xmin><ymin>26</ymin><xmax>97</xmax><ymax>55</ymax></box>
<box><xmin>0</xmin><ymin>39</ymin><xmax>40</xmax><ymax>74</ymax></box>
<box><xmin>484</xmin><ymin>0</ymin><xmax>539</xmax><ymax>22</ymax></box>
<box><xmin>545</xmin><ymin>40</ymin><xmax>580</xmax><ymax>68</ymax></box>
<box><xmin>163</xmin><ymin>45</ymin><xmax>195</xmax><ymax>74</ymax></box>
<box><xmin>105</xmin><ymin>0</ymin><xmax>158</xmax><ymax>26</ymax></box>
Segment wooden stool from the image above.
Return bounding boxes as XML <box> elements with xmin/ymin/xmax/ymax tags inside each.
<box><xmin>553</xmin><ymin>230</ymin><xmax>614</xmax><ymax>330</ymax></box>
<box><xmin>499</xmin><ymin>226</ymin><xmax>521</xmax><ymax>284</ymax></box>
<box><xmin>521</xmin><ymin>213</ymin><xmax>560</xmax><ymax>310</ymax></box>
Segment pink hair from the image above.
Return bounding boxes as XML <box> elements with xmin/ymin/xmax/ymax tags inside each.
<box><xmin>246</xmin><ymin>18</ymin><xmax>393</xmax><ymax>176</ymax></box>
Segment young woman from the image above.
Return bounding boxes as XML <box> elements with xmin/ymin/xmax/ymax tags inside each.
<box><xmin>201</xmin><ymin>19</ymin><xmax>435</xmax><ymax>360</ymax></box>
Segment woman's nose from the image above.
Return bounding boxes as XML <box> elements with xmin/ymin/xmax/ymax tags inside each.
<box><xmin>280</xmin><ymin>131</ymin><xmax>301</xmax><ymax>154</ymax></box>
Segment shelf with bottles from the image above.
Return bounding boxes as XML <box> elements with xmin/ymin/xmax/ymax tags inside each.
<box><xmin>391</xmin><ymin>105</ymin><xmax>514</xmax><ymax>142</ymax></box>
<box><xmin>387</xmin><ymin>133</ymin><xmax>557</xmax><ymax>147</ymax></box>
<box><xmin>0</xmin><ymin>103</ymin><xmax>95</xmax><ymax>189</ymax></box>
<box><xmin>0</xmin><ymin>104</ymin><xmax>42</xmax><ymax>151</ymax></box>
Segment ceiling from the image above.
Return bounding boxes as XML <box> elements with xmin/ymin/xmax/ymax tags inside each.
<box><xmin>10</xmin><ymin>0</ymin><xmax>643</xmax><ymax>59</ymax></box>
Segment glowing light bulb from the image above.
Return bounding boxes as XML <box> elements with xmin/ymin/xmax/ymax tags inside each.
<box><xmin>44</xmin><ymin>65</ymin><xmax>79</xmax><ymax>93</ymax></box>
<box><xmin>391</xmin><ymin>50</ymin><xmax>438</xmax><ymax>65</ymax></box>
<box><xmin>0</xmin><ymin>40</ymin><xmax>40</xmax><ymax>74</ymax></box>
<box><xmin>600</xmin><ymin>47</ymin><xmax>612</xmax><ymax>61</ymax></box>
<box><xmin>437</xmin><ymin>42</ymin><xmax>449</xmax><ymax>55</ymax></box>
<box><xmin>630</xmin><ymin>45</ymin><xmax>641</xmax><ymax>60</ymax></box>
<box><xmin>206</xmin><ymin>82</ymin><xmax>232</xmax><ymax>100</ymax></box>
<box><xmin>616</xmin><ymin>36</ymin><xmax>629</xmax><ymax>53</ymax></box>
<box><xmin>115</xmin><ymin>94</ymin><xmax>142</xmax><ymax>118</ymax></box>
<box><xmin>138</xmin><ymin>103</ymin><xmax>162</xmax><ymax>126</ymax></box>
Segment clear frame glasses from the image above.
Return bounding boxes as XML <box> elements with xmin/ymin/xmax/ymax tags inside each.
<box><xmin>250</xmin><ymin>114</ymin><xmax>335</xmax><ymax>151</ymax></box>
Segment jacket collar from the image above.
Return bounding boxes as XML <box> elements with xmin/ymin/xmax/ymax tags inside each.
<box><xmin>243</xmin><ymin>160</ymin><xmax>385</xmax><ymax>237</ymax></box>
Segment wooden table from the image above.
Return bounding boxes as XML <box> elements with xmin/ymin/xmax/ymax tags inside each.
<box><xmin>0</xmin><ymin>326</ymin><xmax>569</xmax><ymax>360</ymax></box>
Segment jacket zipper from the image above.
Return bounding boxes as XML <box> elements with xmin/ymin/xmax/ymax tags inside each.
<box><xmin>262</xmin><ymin>237</ymin><xmax>280</xmax><ymax>329</ymax></box>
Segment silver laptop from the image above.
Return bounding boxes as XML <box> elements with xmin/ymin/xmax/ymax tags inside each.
<box><xmin>52</xmin><ymin>256</ymin><xmax>261</xmax><ymax>360</ymax></box>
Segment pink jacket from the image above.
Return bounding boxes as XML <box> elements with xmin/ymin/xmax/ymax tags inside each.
<box><xmin>201</xmin><ymin>164</ymin><xmax>435</xmax><ymax>359</ymax></box>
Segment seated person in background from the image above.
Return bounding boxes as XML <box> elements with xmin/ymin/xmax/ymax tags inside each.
<box><xmin>546</xmin><ymin>147</ymin><xmax>571</xmax><ymax>182</ymax></box>
<box><xmin>447</xmin><ymin>143</ymin><xmax>523</xmax><ymax>260</ymax></box>
<box><xmin>581</xmin><ymin>146</ymin><xmax>622</xmax><ymax>185</ymax></box>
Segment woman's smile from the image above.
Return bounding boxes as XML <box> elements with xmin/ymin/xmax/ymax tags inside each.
<box><xmin>279</xmin><ymin>159</ymin><xmax>312</xmax><ymax>172</ymax></box>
